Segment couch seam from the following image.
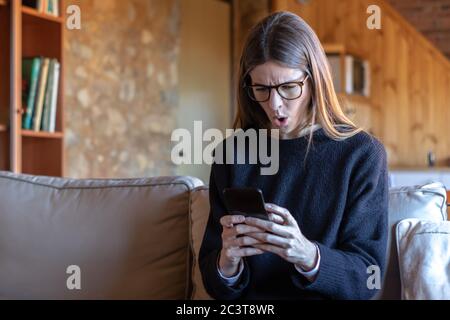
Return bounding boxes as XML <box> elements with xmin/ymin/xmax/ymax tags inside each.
<box><xmin>0</xmin><ymin>175</ymin><xmax>197</xmax><ymax>191</ymax></box>
<box><xmin>390</xmin><ymin>190</ymin><xmax>447</xmax><ymax>220</ymax></box>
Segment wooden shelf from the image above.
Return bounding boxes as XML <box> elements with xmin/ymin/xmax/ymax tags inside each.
<box><xmin>323</xmin><ymin>43</ymin><xmax>345</xmax><ymax>54</ymax></box>
<box><xmin>21</xmin><ymin>130</ymin><xmax>63</xmax><ymax>139</ymax></box>
<box><xmin>21</xmin><ymin>5</ymin><xmax>63</xmax><ymax>24</ymax></box>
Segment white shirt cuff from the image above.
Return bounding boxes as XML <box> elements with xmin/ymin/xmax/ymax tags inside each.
<box><xmin>217</xmin><ymin>255</ymin><xmax>244</xmax><ymax>286</ymax></box>
<box><xmin>295</xmin><ymin>242</ymin><xmax>321</xmax><ymax>281</ymax></box>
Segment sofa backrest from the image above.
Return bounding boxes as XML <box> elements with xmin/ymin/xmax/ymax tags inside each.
<box><xmin>0</xmin><ymin>171</ymin><xmax>203</xmax><ymax>299</ymax></box>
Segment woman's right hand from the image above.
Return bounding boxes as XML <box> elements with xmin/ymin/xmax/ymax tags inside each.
<box><xmin>218</xmin><ymin>214</ymin><xmax>265</xmax><ymax>277</ymax></box>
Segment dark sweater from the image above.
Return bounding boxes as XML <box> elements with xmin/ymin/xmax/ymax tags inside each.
<box><xmin>199</xmin><ymin>127</ymin><xmax>389</xmax><ymax>300</ymax></box>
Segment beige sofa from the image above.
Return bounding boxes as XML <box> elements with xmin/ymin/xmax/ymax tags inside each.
<box><xmin>0</xmin><ymin>171</ymin><xmax>447</xmax><ymax>299</ymax></box>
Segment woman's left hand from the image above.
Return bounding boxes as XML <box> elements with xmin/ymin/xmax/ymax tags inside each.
<box><xmin>244</xmin><ymin>203</ymin><xmax>318</xmax><ymax>271</ymax></box>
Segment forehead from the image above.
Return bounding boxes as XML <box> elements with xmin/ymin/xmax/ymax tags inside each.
<box><xmin>249</xmin><ymin>60</ymin><xmax>304</xmax><ymax>85</ymax></box>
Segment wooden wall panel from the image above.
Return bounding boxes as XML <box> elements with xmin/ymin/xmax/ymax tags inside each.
<box><xmin>275</xmin><ymin>0</ymin><xmax>450</xmax><ymax>168</ymax></box>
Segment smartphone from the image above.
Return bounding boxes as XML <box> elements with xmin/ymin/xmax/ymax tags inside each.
<box><xmin>223</xmin><ymin>187</ymin><xmax>269</xmax><ymax>221</ymax></box>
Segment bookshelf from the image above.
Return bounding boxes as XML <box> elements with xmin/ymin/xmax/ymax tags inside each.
<box><xmin>0</xmin><ymin>1</ymin><xmax>11</xmax><ymax>171</ymax></box>
<box><xmin>22</xmin><ymin>5</ymin><xmax>63</xmax><ymax>23</ymax></box>
<box><xmin>323</xmin><ymin>43</ymin><xmax>374</xmax><ymax>133</ymax></box>
<box><xmin>0</xmin><ymin>0</ymin><xmax>65</xmax><ymax>176</ymax></box>
<box><xmin>323</xmin><ymin>43</ymin><xmax>371</xmax><ymax>99</ymax></box>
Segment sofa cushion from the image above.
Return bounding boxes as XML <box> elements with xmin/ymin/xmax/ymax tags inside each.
<box><xmin>378</xmin><ymin>182</ymin><xmax>447</xmax><ymax>299</ymax></box>
<box><xmin>396</xmin><ymin>218</ymin><xmax>450</xmax><ymax>300</ymax></box>
<box><xmin>0</xmin><ymin>171</ymin><xmax>202</xmax><ymax>299</ymax></box>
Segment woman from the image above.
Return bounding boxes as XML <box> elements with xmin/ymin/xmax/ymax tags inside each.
<box><xmin>199</xmin><ymin>11</ymin><xmax>388</xmax><ymax>300</ymax></box>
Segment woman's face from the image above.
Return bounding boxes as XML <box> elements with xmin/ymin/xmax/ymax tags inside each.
<box><xmin>249</xmin><ymin>60</ymin><xmax>312</xmax><ymax>139</ymax></box>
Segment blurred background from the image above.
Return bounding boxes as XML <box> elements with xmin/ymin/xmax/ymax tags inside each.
<box><xmin>0</xmin><ymin>0</ymin><xmax>449</xmax><ymax>186</ymax></box>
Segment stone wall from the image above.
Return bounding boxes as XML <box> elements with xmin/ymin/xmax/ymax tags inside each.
<box><xmin>64</xmin><ymin>0</ymin><xmax>179</xmax><ymax>178</ymax></box>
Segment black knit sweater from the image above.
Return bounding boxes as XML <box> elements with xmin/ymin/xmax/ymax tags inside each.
<box><xmin>199</xmin><ymin>127</ymin><xmax>389</xmax><ymax>300</ymax></box>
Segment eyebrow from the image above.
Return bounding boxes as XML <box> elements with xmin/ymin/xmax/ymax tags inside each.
<box><xmin>251</xmin><ymin>77</ymin><xmax>305</xmax><ymax>86</ymax></box>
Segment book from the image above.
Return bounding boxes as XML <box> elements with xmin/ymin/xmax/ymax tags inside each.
<box><xmin>326</xmin><ymin>53</ymin><xmax>342</xmax><ymax>93</ymax></box>
<box><xmin>36</xmin><ymin>0</ymin><xmax>42</xmax><ymax>11</ymax></box>
<box><xmin>47</xmin><ymin>0</ymin><xmax>53</xmax><ymax>14</ymax></box>
<box><xmin>41</xmin><ymin>59</ymin><xmax>55</xmax><ymax>131</ymax></box>
<box><xmin>23</xmin><ymin>0</ymin><xmax>58</xmax><ymax>16</ymax></box>
<box><xmin>22</xmin><ymin>0</ymin><xmax>37</xmax><ymax>9</ymax></box>
<box><xmin>48</xmin><ymin>61</ymin><xmax>60</xmax><ymax>132</ymax></box>
<box><xmin>41</xmin><ymin>59</ymin><xmax>59</xmax><ymax>132</ymax></box>
<box><xmin>32</xmin><ymin>58</ymin><xmax>50</xmax><ymax>131</ymax></box>
<box><xmin>53</xmin><ymin>0</ymin><xmax>59</xmax><ymax>17</ymax></box>
<box><xmin>47</xmin><ymin>0</ymin><xmax>58</xmax><ymax>16</ymax></box>
<box><xmin>48</xmin><ymin>0</ymin><xmax>59</xmax><ymax>16</ymax></box>
<box><xmin>363</xmin><ymin>60</ymin><xmax>370</xmax><ymax>97</ymax></box>
<box><xmin>345</xmin><ymin>55</ymin><xmax>370</xmax><ymax>97</ymax></box>
<box><xmin>35</xmin><ymin>0</ymin><xmax>47</xmax><ymax>13</ymax></box>
<box><xmin>345</xmin><ymin>55</ymin><xmax>353</xmax><ymax>95</ymax></box>
<box><xmin>22</xmin><ymin>57</ymin><xmax>41</xmax><ymax>130</ymax></box>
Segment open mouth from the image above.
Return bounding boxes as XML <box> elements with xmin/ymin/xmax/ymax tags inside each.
<box><xmin>273</xmin><ymin>116</ymin><xmax>288</xmax><ymax>127</ymax></box>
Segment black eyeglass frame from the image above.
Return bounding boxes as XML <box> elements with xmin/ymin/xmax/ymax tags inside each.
<box><xmin>244</xmin><ymin>74</ymin><xmax>310</xmax><ymax>102</ymax></box>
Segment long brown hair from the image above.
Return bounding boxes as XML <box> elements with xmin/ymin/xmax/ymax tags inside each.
<box><xmin>234</xmin><ymin>11</ymin><xmax>362</xmax><ymax>148</ymax></box>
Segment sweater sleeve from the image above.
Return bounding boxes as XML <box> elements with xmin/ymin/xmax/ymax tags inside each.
<box><xmin>291</xmin><ymin>140</ymin><xmax>389</xmax><ymax>299</ymax></box>
<box><xmin>198</xmin><ymin>161</ymin><xmax>251</xmax><ymax>300</ymax></box>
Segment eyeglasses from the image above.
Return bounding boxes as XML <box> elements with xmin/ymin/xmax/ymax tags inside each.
<box><xmin>245</xmin><ymin>75</ymin><xmax>309</xmax><ymax>102</ymax></box>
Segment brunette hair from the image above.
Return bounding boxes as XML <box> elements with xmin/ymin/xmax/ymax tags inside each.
<box><xmin>234</xmin><ymin>11</ymin><xmax>362</xmax><ymax>147</ymax></box>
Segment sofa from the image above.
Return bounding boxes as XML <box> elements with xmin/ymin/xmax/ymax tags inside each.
<box><xmin>0</xmin><ymin>170</ymin><xmax>448</xmax><ymax>299</ymax></box>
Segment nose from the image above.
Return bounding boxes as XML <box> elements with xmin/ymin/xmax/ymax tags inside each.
<box><xmin>268</xmin><ymin>88</ymin><xmax>283</xmax><ymax>111</ymax></box>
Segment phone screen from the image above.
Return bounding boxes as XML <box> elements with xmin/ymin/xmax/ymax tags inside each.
<box><xmin>223</xmin><ymin>187</ymin><xmax>269</xmax><ymax>221</ymax></box>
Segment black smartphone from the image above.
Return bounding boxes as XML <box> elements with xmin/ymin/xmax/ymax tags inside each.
<box><xmin>223</xmin><ymin>187</ymin><xmax>269</xmax><ymax>221</ymax></box>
